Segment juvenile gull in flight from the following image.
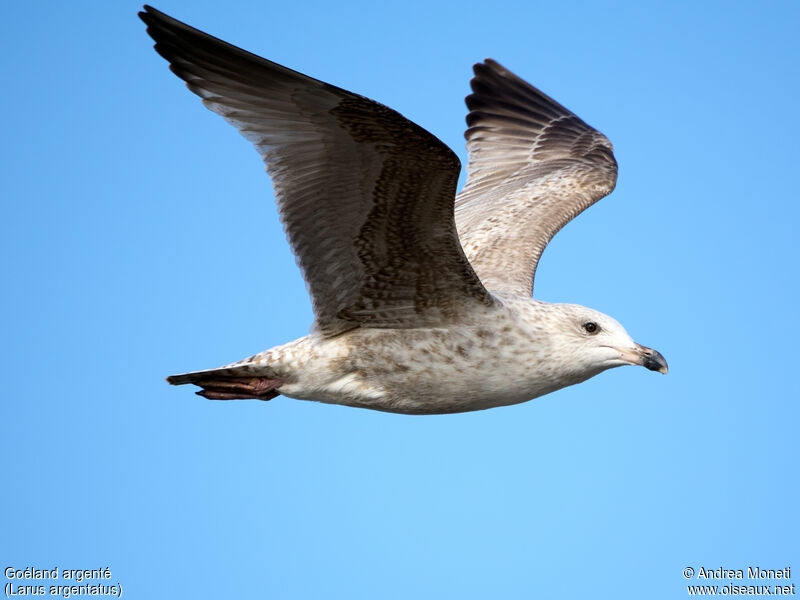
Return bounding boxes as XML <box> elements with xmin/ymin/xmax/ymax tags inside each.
<box><xmin>140</xmin><ymin>6</ymin><xmax>667</xmax><ymax>414</ymax></box>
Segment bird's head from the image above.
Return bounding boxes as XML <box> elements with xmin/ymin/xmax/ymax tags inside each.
<box><xmin>547</xmin><ymin>303</ymin><xmax>668</xmax><ymax>377</ymax></box>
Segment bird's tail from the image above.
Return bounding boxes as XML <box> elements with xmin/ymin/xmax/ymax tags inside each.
<box><xmin>166</xmin><ymin>366</ymin><xmax>283</xmax><ymax>401</ymax></box>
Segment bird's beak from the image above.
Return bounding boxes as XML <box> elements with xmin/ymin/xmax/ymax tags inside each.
<box><xmin>616</xmin><ymin>343</ymin><xmax>668</xmax><ymax>374</ymax></box>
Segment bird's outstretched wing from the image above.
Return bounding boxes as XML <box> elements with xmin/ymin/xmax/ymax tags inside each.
<box><xmin>455</xmin><ymin>59</ymin><xmax>618</xmax><ymax>297</ymax></box>
<box><xmin>140</xmin><ymin>6</ymin><xmax>493</xmax><ymax>336</ymax></box>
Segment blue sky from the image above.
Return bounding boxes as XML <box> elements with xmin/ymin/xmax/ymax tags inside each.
<box><xmin>2</xmin><ymin>1</ymin><xmax>797</xmax><ymax>598</ymax></box>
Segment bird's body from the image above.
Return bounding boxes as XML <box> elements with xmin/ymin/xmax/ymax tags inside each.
<box><xmin>176</xmin><ymin>298</ymin><xmax>564</xmax><ymax>414</ymax></box>
<box><xmin>166</xmin><ymin>295</ymin><xmax>653</xmax><ymax>414</ymax></box>
<box><xmin>140</xmin><ymin>6</ymin><xmax>667</xmax><ymax>414</ymax></box>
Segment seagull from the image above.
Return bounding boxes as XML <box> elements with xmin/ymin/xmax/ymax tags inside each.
<box><xmin>140</xmin><ymin>6</ymin><xmax>667</xmax><ymax>414</ymax></box>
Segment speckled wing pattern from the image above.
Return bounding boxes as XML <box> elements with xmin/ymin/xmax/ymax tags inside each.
<box><xmin>455</xmin><ymin>59</ymin><xmax>618</xmax><ymax>297</ymax></box>
<box><xmin>140</xmin><ymin>6</ymin><xmax>493</xmax><ymax>336</ymax></box>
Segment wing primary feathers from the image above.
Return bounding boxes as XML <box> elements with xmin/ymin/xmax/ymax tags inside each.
<box><xmin>455</xmin><ymin>59</ymin><xmax>618</xmax><ymax>297</ymax></box>
<box><xmin>140</xmin><ymin>6</ymin><xmax>493</xmax><ymax>335</ymax></box>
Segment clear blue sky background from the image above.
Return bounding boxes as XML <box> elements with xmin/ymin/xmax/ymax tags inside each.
<box><xmin>2</xmin><ymin>1</ymin><xmax>797</xmax><ymax>598</ymax></box>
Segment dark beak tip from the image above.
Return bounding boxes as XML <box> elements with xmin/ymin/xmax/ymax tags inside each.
<box><xmin>643</xmin><ymin>349</ymin><xmax>668</xmax><ymax>374</ymax></box>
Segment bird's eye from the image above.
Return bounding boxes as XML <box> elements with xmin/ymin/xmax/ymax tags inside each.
<box><xmin>583</xmin><ymin>321</ymin><xmax>600</xmax><ymax>334</ymax></box>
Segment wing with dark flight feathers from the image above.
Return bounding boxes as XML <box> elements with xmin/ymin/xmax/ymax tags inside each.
<box><xmin>139</xmin><ymin>6</ymin><xmax>493</xmax><ymax>336</ymax></box>
<box><xmin>455</xmin><ymin>59</ymin><xmax>618</xmax><ymax>297</ymax></box>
